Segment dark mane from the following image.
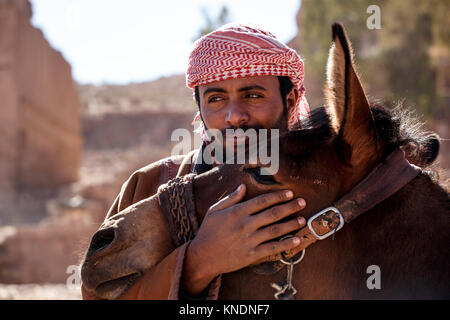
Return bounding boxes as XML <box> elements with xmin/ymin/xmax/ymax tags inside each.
<box><xmin>292</xmin><ymin>102</ymin><xmax>440</xmax><ymax>169</ymax></box>
<box><xmin>369</xmin><ymin>101</ymin><xmax>439</xmax><ymax>167</ymax></box>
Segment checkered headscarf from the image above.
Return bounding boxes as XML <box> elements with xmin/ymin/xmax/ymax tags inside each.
<box><xmin>186</xmin><ymin>23</ymin><xmax>310</xmax><ymax>138</ymax></box>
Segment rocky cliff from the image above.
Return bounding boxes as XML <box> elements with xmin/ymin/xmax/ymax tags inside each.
<box><xmin>0</xmin><ymin>0</ymin><xmax>82</xmax><ymax>223</ymax></box>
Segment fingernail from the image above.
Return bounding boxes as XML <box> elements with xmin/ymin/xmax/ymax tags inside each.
<box><xmin>285</xmin><ymin>190</ymin><xmax>294</xmax><ymax>198</ymax></box>
<box><xmin>297</xmin><ymin>217</ymin><xmax>305</xmax><ymax>225</ymax></box>
<box><xmin>297</xmin><ymin>198</ymin><xmax>306</xmax><ymax>207</ymax></box>
<box><xmin>237</xmin><ymin>184</ymin><xmax>244</xmax><ymax>192</ymax></box>
<box><xmin>293</xmin><ymin>237</ymin><xmax>300</xmax><ymax>245</ymax></box>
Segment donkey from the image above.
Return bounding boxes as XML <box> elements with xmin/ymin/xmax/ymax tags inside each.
<box><xmin>81</xmin><ymin>23</ymin><xmax>449</xmax><ymax>299</ymax></box>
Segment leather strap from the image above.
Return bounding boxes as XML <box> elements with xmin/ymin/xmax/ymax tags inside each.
<box><xmin>335</xmin><ymin>148</ymin><xmax>422</xmax><ymax>223</ymax></box>
<box><xmin>265</xmin><ymin>148</ymin><xmax>422</xmax><ymax>262</ymax></box>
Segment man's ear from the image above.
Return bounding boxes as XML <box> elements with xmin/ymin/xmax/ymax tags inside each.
<box><xmin>324</xmin><ymin>23</ymin><xmax>382</xmax><ymax>167</ymax></box>
<box><xmin>286</xmin><ymin>87</ymin><xmax>299</xmax><ymax>114</ymax></box>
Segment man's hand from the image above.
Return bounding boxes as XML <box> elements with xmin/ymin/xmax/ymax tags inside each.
<box><xmin>182</xmin><ymin>184</ymin><xmax>306</xmax><ymax>296</ymax></box>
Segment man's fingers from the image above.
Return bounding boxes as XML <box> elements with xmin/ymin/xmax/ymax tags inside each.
<box><xmin>208</xmin><ymin>184</ymin><xmax>246</xmax><ymax>213</ymax></box>
<box><xmin>250</xmin><ymin>198</ymin><xmax>306</xmax><ymax>229</ymax></box>
<box><xmin>233</xmin><ymin>189</ymin><xmax>295</xmax><ymax>216</ymax></box>
<box><xmin>253</xmin><ymin>216</ymin><xmax>306</xmax><ymax>244</ymax></box>
<box><xmin>252</xmin><ymin>236</ymin><xmax>301</xmax><ymax>260</ymax></box>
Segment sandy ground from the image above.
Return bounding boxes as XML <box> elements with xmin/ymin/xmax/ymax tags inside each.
<box><xmin>0</xmin><ymin>284</ymin><xmax>81</xmax><ymax>300</ymax></box>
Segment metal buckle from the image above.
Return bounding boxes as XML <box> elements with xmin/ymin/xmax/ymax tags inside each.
<box><xmin>307</xmin><ymin>206</ymin><xmax>344</xmax><ymax>240</ymax></box>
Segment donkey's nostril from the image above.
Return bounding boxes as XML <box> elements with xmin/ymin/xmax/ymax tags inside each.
<box><xmin>89</xmin><ymin>228</ymin><xmax>116</xmax><ymax>255</ymax></box>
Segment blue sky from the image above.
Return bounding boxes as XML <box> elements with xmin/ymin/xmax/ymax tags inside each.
<box><xmin>29</xmin><ymin>0</ymin><xmax>301</xmax><ymax>85</ymax></box>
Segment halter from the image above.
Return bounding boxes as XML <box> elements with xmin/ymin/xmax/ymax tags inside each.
<box><xmin>265</xmin><ymin>148</ymin><xmax>422</xmax><ymax>263</ymax></box>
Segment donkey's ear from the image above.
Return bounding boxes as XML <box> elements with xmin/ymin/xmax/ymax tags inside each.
<box><xmin>325</xmin><ymin>23</ymin><xmax>381</xmax><ymax>167</ymax></box>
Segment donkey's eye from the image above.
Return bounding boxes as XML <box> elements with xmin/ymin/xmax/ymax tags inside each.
<box><xmin>245</xmin><ymin>167</ymin><xmax>278</xmax><ymax>185</ymax></box>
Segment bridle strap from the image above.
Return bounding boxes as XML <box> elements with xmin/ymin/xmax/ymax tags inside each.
<box><xmin>335</xmin><ymin>148</ymin><xmax>422</xmax><ymax>222</ymax></box>
<box><xmin>263</xmin><ymin>148</ymin><xmax>422</xmax><ymax>262</ymax></box>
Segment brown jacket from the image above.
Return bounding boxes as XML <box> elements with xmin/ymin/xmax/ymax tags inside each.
<box><xmin>81</xmin><ymin>150</ymin><xmax>221</xmax><ymax>300</ymax></box>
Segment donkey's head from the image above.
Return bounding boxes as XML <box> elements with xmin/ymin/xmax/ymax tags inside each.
<box><xmin>269</xmin><ymin>22</ymin><xmax>385</xmax><ymax>216</ymax></box>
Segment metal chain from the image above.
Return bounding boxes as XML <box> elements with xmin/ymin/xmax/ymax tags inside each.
<box><xmin>167</xmin><ymin>177</ymin><xmax>193</xmax><ymax>244</ymax></box>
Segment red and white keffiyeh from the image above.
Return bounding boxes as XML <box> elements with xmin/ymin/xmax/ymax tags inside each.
<box><xmin>186</xmin><ymin>23</ymin><xmax>310</xmax><ymax>138</ymax></box>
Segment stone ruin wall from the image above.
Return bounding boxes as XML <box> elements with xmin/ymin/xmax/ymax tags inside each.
<box><xmin>0</xmin><ymin>0</ymin><xmax>81</xmax><ymax>221</ymax></box>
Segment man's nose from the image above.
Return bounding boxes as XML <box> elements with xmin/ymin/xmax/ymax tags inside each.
<box><xmin>225</xmin><ymin>101</ymin><xmax>249</xmax><ymax>128</ymax></box>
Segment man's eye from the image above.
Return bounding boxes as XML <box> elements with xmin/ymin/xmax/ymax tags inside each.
<box><xmin>246</xmin><ymin>93</ymin><xmax>261</xmax><ymax>99</ymax></box>
<box><xmin>208</xmin><ymin>96</ymin><xmax>223</xmax><ymax>103</ymax></box>
<box><xmin>244</xmin><ymin>167</ymin><xmax>278</xmax><ymax>185</ymax></box>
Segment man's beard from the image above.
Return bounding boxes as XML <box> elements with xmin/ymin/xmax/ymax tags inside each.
<box><xmin>201</xmin><ymin>111</ymin><xmax>288</xmax><ymax>164</ymax></box>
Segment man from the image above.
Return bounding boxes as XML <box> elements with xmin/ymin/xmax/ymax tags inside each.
<box><xmin>82</xmin><ymin>23</ymin><xmax>310</xmax><ymax>299</ymax></box>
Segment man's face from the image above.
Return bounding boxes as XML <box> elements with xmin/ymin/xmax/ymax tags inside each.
<box><xmin>198</xmin><ymin>76</ymin><xmax>293</xmax><ymax>151</ymax></box>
